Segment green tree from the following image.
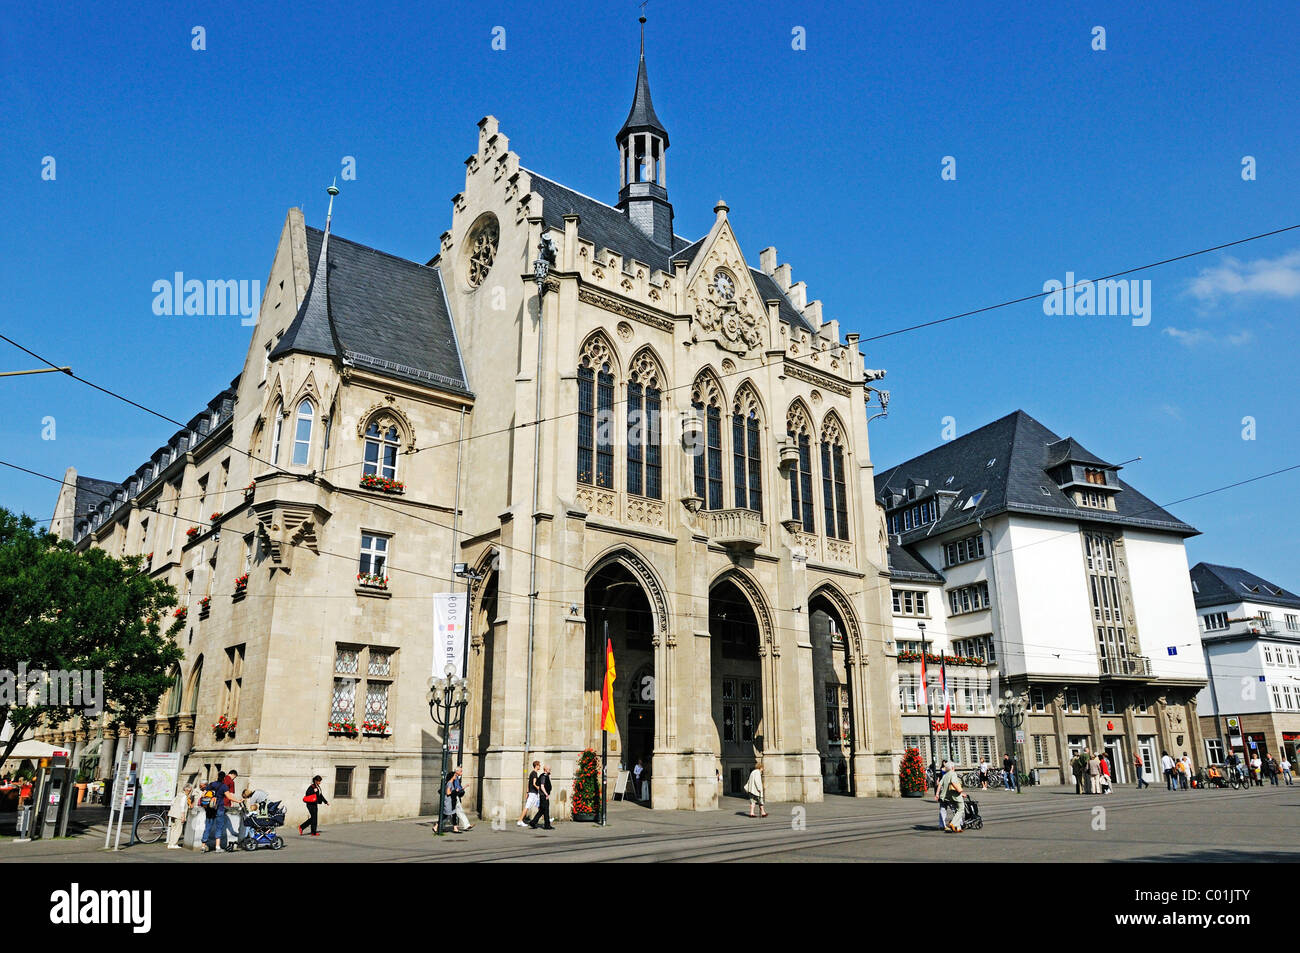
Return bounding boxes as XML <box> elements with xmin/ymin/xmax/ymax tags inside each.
<box><xmin>0</xmin><ymin>508</ymin><xmax>184</xmax><ymax>763</ymax></box>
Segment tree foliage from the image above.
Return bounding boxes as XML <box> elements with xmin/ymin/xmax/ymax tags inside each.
<box><xmin>0</xmin><ymin>508</ymin><xmax>184</xmax><ymax>763</ymax></box>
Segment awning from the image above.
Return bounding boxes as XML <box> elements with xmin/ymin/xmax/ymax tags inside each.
<box><xmin>2</xmin><ymin>739</ymin><xmax>61</xmax><ymax>761</ymax></box>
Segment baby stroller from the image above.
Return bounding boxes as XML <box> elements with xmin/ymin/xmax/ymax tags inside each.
<box><xmin>239</xmin><ymin>800</ymin><xmax>287</xmax><ymax>851</ymax></box>
<box><xmin>960</xmin><ymin>794</ymin><xmax>984</xmax><ymax>831</ymax></box>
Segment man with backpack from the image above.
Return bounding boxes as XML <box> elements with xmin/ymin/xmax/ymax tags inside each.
<box><xmin>199</xmin><ymin>771</ymin><xmax>244</xmax><ymax>853</ymax></box>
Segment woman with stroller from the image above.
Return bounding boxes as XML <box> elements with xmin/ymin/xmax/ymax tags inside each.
<box><xmin>299</xmin><ymin>775</ymin><xmax>328</xmax><ymax>836</ymax></box>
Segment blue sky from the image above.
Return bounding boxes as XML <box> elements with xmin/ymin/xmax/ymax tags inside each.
<box><xmin>2</xmin><ymin>0</ymin><xmax>1297</xmax><ymax>584</ymax></box>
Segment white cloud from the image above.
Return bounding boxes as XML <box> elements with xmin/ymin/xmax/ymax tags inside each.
<box><xmin>1187</xmin><ymin>249</ymin><xmax>1300</xmax><ymax>302</ymax></box>
<box><xmin>1162</xmin><ymin>326</ymin><xmax>1254</xmax><ymax>347</ymax></box>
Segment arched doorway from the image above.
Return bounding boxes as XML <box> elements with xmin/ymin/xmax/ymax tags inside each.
<box><xmin>710</xmin><ymin>577</ymin><xmax>764</xmax><ymax>797</ymax></box>
<box><xmin>585</xmin><ymin>559</ymin><xmax>656</xmax><ymax>803</ymax></box>
<box><xmin>809</xmin><ymin>590</ymin><xmax>855</xmax><ymax>795</ymax></box>
<box><xmin>470</xmin><ymin>565</ymin><xmax>499</xmax><ymax>815</ymax></box>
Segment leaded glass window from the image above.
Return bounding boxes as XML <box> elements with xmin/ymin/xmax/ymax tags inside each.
<box><xmin>368</xmin><ymin>650</ymin><xmax>391</xmax><ymax>677</ymax></box>
<box><xmin>365</xmin><ymin>682</ymin><xmax>389</xmax><ymax>722</ymax></box>
<box><xmin>331</xmin><ymin>677</ymin><xmax>356</xmax><ymax>721</ymax></box>
<box><xmin>335</xmin><ymin>647</ymin><xmax>359</xmax><ymax>675</ymax></box>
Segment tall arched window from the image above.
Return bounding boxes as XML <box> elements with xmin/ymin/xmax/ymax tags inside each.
<box><xmin>787</xmin><ymin>404</ymin><xmax>814</xmax><ymax>531</ymax></box>
<box><xmin>577</xmin><ymin>335</ymin><xmax>616</xmax><ymax>488</ymax></box>
<box><xmin>692</xmin><ymin>373</ymin><xmax>724</xmax><ymax>510</ymax></box>
<box><xmin>363</xmin><ymin>421</ymin><xmax>400</xmax><ymax>480</ymax></box>
<box><xmin>732</xmin><ymin>386</ymin><xmax>763</xmax><ymax>514</ymax></box>
<box><xmin>291</xmin><ymin>399</ymin><xmax>314</xmax><ymax>466</ymax></box>
<box><xmin>270</xmin><ymin>402</ymin><xmax>284</xmax><ymax>464</ymax></box>
<box><xmin>627</xmin><ymin>350</ymin><xmax>663</xmax><ymax>500</ymax></box>
<box><xmin>821</xmin><ymin>416</ymin><xmax>850</xmax><ymax>540</ymax></box>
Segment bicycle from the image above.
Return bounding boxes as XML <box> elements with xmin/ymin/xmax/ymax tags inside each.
<box><xmin>133</xmin><ymin>810</ymin><xmax>168</xmax><ymax>845</ymax></box>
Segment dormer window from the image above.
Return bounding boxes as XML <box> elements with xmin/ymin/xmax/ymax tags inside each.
<box><xmin>1084</xmin><ymin>468</ymin><xmax>1107</xmax><ymax>485</ymax></box>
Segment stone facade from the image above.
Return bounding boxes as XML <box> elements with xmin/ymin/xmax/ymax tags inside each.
<box><xmin>46</xmin><ymin>56</ymin><xmax>904</xmax><ymax>820</ymax></box>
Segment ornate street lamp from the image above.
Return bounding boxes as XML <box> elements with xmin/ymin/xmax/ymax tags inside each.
<box><xmin>997</xmin><ymin>689</ymin><xmax>1027</xmax><ymax>793</ymax></box>
<box><xmin>428</xmin><ymin>664</ymin><xmax>469</xmax><ymax>834</ymax></box>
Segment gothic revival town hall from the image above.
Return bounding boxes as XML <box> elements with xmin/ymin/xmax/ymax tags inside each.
<box><xmin>48</xmin><ymin>38</ymin><xmax>903</xmax><ymax>819</ymax></box>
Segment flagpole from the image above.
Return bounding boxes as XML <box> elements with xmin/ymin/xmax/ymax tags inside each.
<box><xmin>601</xmin><ymin>620</ymin><xmax>609</xmax><ymax>827</ymax></box>
<box><xmin>942</xmin><ymin>651</ymin><xmax>955</xmax><ymax>764</ymax></box>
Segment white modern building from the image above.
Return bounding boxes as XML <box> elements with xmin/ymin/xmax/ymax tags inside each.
<box><xmin>879</xmin><ymin>411</ymin><xmax>1208</xmax><ymax>784</ymax></box>
<box><xmin>1192</xmin><ymin>563</ymin><xmax>1300</xmax><ymax>767</ymax></box>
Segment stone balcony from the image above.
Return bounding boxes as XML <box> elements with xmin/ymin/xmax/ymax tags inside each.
<box><xmin>1099</xmin><ymin>655</ymin><xmax>1152</xmax><ymax>678</ymax></box>
<box><xmin>704</xmin><ymin>508</ymin><xmax>765</xmax><ymax>551</ymax></box>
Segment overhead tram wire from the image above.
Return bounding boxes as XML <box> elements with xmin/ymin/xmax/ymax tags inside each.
<box><xmin>3</xmin><ymin>222</ymin><xmax>1298</xmax><ymax>482</ymax></box>
<box><xmin>8</xmin><ymin>453</ymin><xmax>1299</xmax><ymax>662</ymax></box>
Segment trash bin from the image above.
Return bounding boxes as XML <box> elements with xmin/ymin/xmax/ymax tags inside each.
<box><xmin>15</xmin><ymin>805</ymin><xmax>31</xmax><ymax>838</ymax></box>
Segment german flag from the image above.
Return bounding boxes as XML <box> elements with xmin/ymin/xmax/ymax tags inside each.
<box><xmin>600</xmin><ymin>637</ymin><xmax>617</xmax><ymax>733</ymax></box>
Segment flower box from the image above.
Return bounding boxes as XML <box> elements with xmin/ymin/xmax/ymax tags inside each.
<box><xmin>173</xmin><ymin>607</ymin><xmax>187</xmax><ymax>621</ymax></box>
<box><xmin>328</xmin><ymin>722</ymin><xmax>359</xmax><ymax>737</ymax></box>
<box><xmin>571</xmin><ymin>812</ymin><xmax>597</xmax><ymax>822</ymax></box>
<box><xmin>362</xmin><ymin>720</ymin><xmax>390</xmax><ymax>736</ymax></box>
<box><xmin>359</xmin><ymin>473</ymin><xmax>405</xmax><ymax>494</ymax></box>
<box><xmin>185</xmin><ymin>526</ymin><xmax>200</xmax><ymax>539</ymax></box>
<box><xmin>212</xmin><ymin>716</ymin><xmax>236</xmax><ymax>739</ymax></box>
<box><xmin>209</xmin><ymin>511</ymin><xmax>222</xmax><ymax>523</ymax></box>
<box><xmin>233</xmin><ymin>573</ymin><xmax>249</xmax><ymax>595</ymax></box>
<box><xmin>199</xmin><ymin>596</ymin><xmax>211</xmax><ymax>610</ymax></box>
<box><xmin>356</xmin><ymin>573</ymin><xmax>389</xmax><ymax>590</ymax></box>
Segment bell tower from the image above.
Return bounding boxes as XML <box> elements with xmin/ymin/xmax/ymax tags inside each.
<box><xmin>616</xmin><ymin>14</ymin><xmax>673</xmax><ymax>246</ymax></box>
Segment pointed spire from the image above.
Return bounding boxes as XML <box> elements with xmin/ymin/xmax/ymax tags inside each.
<box><xmin>271</xmin><ymin>182</ymin><xmax>345</xmax><ymax>366</ymax></box>
<box><xmin>617</xmin><ymin>11</ymin><xmax>669</xmax><ymax>148</ymax></box>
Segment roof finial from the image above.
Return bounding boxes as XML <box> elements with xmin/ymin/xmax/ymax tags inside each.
<box><xmin>325</xmin><ymin>178</ymin><xmax>340</xmax><ymax>235</ymax></box>
<box><xmin>639</xmin><ymin>2</ymin><xmax>647</xmax><ymax>57</ymax></box>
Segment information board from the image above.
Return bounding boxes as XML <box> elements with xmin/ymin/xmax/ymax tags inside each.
<box><xmin>139</xmin><ymin>751</ymin><xmax>181</xmax><ymax>805</ymax></box>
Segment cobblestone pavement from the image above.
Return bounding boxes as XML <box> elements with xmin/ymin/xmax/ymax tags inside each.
<box><xmin>6</xmin><ymin>784</ymin><xmax>1297</xmax><ymax>863</ymax></box>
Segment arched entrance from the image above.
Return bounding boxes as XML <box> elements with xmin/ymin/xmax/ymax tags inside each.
<box><xmin>585</xmin><ymin>558</ymin><xmax>656</xmax><ymax>804</ymax></box>
<box><xmin>470</xmin><ymin>564</ymin><xmax>499</xmax><ymax>815</ymax></box>
<box><xmin>809</xmin><ymin>589</ymin><xmax>856</xmax><ymax>795</ymax></box>
<box><xmin>710</xmin><ymin>577</ymin><xmax>765</xmax><ymax>797</ymax></box>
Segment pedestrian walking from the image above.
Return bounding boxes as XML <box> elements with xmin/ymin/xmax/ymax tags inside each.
<box><xmin>1266</xmin><ymin>756</ymin><xmax>1280</xmax><ymax>786</ymax></box>
<box><xmin>935</xmin><ymin>760</ymin><xmax>956</xmax><ymax>830</ymax></box>
<box><xmin>443</xmin><ymin>767</ymin><xmax>473</xmax><ymax>832</ymax></box>
<box><xmin>744</xmin><ymin>763</ymin><xmax>767</xmax><ymax>818</ymax></box>
<box><xmin>1072</xmin><ymin>751</ymin><xmax>1087</xmax><ymax>794</ymax></box>
<box><xmin>298</xmin><ymin>774</ymin><xmax>328</xmax><ymax>836</ymax></box>
<box><xmin>978</xmin><ymin>756</ymin><xmax>990</xmax><ymax>790</ymax></box>
<box><xmin>1086</xmin><ymin>750</ymin><xmax>1100</xmax><ymax>794</ymax></box>
<box><xmin>167</xmin><ymin>783</ymin><xmax>194</xmax><ymax>849</ymax></box>
<box><xmin>1251</xmin><ymin>755</ymin><xmax>1263</xmax><ymax>786</ymax></box>
<box><xmin>1099</xmin><ymin>753</ymin><xmax>1112</xmax><ymax>794</ymax></box>
<box><xmin>1161</xmin><ymin>751</ymin><xmax>1175</xmax><ymax>791</ymax></box>
<box><xmin>517</xmin><ymin>760</ymin><xmax>541</xmax><ymax>827</ymax></box>
<box><xmin>1133</xmin><ymin>752</ymin><xmax>1149</xmax><ymax>789</ymax></box>
<box><xmin>1282</xmin><ymin>758</ymin><xmax>1294</xmax><ymax>785</ymax></box>
<box><xmin>529</xmin><ymin>765</ymin><xmax>554</xmax><ymax>829</ymax></box>
<box><xmin>1002</xmin><ymin>753</ymin><xmax>1017</xmax><ymax>792</ymax></box>
<box><xmin>938</xmin><ymin>762</ymin><xmax>965</xmax><ymax>833</ymax></box>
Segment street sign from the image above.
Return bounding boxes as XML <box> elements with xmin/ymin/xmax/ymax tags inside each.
<box><xmin>448</xmin><ymin>728</ymin><xmax>460</xmax><ymax>753</ymax></box>
<box><xmin>1015</xmin><ymin>729</ymin><xmax>1026</xmax><ymax>744</ymax></box>
<box><xmin>1227</xmin><ymin>717</ymin><xmax>1240</xmax><ymax>730</ymax></box>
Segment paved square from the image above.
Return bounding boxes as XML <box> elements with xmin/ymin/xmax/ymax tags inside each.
<box><xmin>6</xmin><ymin>783</ymin><xmax>1297</xmax><ymax>863</ymax></box>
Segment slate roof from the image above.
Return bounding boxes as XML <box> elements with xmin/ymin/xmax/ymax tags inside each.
<box><xmin>1045</xmin><ymin>437</ymin><xmax>1112</xmax><ymax>470</ymax></box>
<box><xmin>527</xmin><ymin>170</ymin><xmax>693</xmax><ymax>267</ymax></box>
<box><xmin>271</xmin><ymin>228</ymin><xmax>470</xmax><ymax>396</ymax></box>
<box><xmin>1190</xmin><ymin>563</ymin><xmax>1300</xmax><ymax>611</ymax></box>
<box><xmin>73</xmin><ymin>475</ymin><xmax>121</xmax><ymax>519</ymax></box>
<box><xmin>887</xmin><ymin>540</ymin><xmax>944</xmax><ymax>583</ymax></box>
<box><xmin>617</xmin><ymin>54</ymin><xmax>669</xmax><ymax>148</ymax></box>
<box><xmin>874</xmin><ymin>411</ymin><xmax>1198</xmax><ymax>542</ymax></box>
<box><xmin>525</xmin><ymin>172</ymin><xmax>816</xmax><ymax>334</ymax></box>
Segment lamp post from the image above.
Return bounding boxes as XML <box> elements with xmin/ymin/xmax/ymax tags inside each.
<box><xmin>918</xmin><ymin>621</ymin><xmax>937</xmax><ymax>779</ymax></box>
<box><xmin>452</xmin><ymin>562</ymin><xmax>485</xmax><ymax>769</ymax></box>
<box><xmin>428</xmin><ymin>664</ymin><xmax>469</xmax><ymax>835</ymax></box>
<box><xmin>997</xmin><ymin>689</ymin><xmax>1027</xmax><ymax>793</ymax></box>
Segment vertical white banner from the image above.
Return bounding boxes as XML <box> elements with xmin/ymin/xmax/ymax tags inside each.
<box><xmin>432</xmin><ymin>592</ymin><xmax>466</xmax><ymax>679</ymax></box>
